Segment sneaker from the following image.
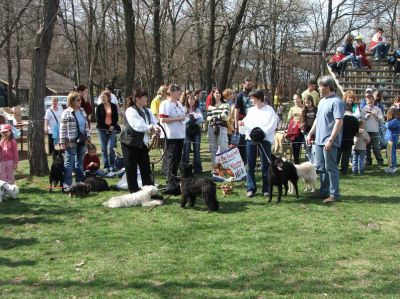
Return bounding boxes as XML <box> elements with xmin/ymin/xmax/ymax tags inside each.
<box><xmin>263</xmin><ymin>192</ymin><xmax>269</xmax><ymax>197</ymax></box>
<box><xmin>62</xmin><ymin>183</ymin><xmax>70</xmax><ymax>192</ymax></box>
<box><xmin>323</xmin><ymin>195</ymin><xmax>336</xmax><ymax>203</ymax></box>
<box><xmin>384</xmin><ymin>167</ymin><xmax>392</xmax><ymax>173</ymax></box>
<box><xmin>389</xmin><ymin>167</ymin><xmax>397</xmax><ymax>173</ymax></box>
<box><xmin>246</xmin><ymin>191</ymin><xmax>254</xmax><ymax>198</ymax></box>
<box><xmin>103</xmin><ymin>168</ymin><xmax>110</xmax><ymax>174</ymax></box>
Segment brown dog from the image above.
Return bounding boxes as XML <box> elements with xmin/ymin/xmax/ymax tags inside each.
<box><xmin>273</xmin><ymin>131</ymin><xmax>293</xmax><ymax>161</ymax></box>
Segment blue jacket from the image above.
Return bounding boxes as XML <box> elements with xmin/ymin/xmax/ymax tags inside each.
<box><xmin>384</xmin><ymin>119</ymin><xmax>400</xmax><ymax>142</ymax></box>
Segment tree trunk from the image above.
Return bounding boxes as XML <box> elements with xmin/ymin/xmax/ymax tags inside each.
<box><xmin>152</xmin><ymin>0</ymin><xmax>163</xmax><ymax>94</ymax></box>
<box><xmin>219</xmin><ymin>0</ymin><xmax>248</xmax><ymax>90</ymax></box>
<box><xmin>122</xmin><ymin>0</ymin><xmax>135</xmax><ymax>97</ymax></box>
<box><xmin>71</xmin><ymin>0</ymin><xmax>81</xmax><ymax>84</ymax></box>
<box><xmin>205</xmin><ymin>0</ymin><xmax>215</xmax><ymax>92</ymax></box>
<box><xmin>28</xmin><ymin>0</ymin><xmax>60</xmax><ymax>176</ymax></box>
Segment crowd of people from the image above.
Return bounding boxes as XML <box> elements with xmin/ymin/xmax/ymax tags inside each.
<box><xmin>36</xmin><ymin>71</ymin><xmax>399</xmax><ymax>206</ymax></box>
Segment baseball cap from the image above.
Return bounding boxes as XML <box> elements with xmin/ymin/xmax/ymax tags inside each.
<box><xmin>0</xmin><ymin>124</ymin><xmax>13</xmax><ymax>133</ymax></box>
<box><xmin>365</xmin><ymin>88</ymin><xmax>373</xmax><ymax>93</ymax></box>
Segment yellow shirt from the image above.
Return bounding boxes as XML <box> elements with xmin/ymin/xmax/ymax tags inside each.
<box><xmin>288</xmin><ymin>106</ymin><xmax>303</xmax><ymax>122</ymax></box>
<box><xmin>150</xmin><ymin>95</ymin><xmax>162</xmax><ymax>117</ymax></box>
<box><xmin>302</xmin><ymin>89</ymin><xmax>320</xmax><ymax>107</ymax></box>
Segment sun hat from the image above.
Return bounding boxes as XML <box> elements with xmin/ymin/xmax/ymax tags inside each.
<box><xmin>355</xmin><ymin>35</ymin><xmax>363</xmax><ymax>40</ymax></box>
<box><xmin>0</xmin><ymin>124</ymin><xmax>13</xmax><ymax>133</ymax></box>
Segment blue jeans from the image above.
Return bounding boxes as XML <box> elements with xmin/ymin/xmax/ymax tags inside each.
<box><xmin>182</xmin><ymin>133</ymin><xmax>202</xmax><ymax>174</ymax></box>
<box><xmin>64</xmin><ymin>145</ymin><xmax>86</xmax><ymax>186</ymax></box>
<box><xmin>372</xmin><ymin>43</ymin><xmax>391</xmax><ymax>59</ymax></box>
<box><xmin>338</xmin><ymin>53</ymin><xmax>358</xmax><ymax>68</ymax></box>
<box><xmin>98</xmin><ymin>129</ymin><xmax>117</xmax><ymax>169</ymax></box>
<box><xmin>352</xmin><ymin>150</ymin><xmax>366</xmax><ymax>174</ymax></box>
<box><xmin>303</xmin><ymin>132</ymin><xmax>315</xmax><ymax>164</ymax></box>
<box><xmin>246</xmin><ymin>140</ymin><xmax>271</xmax><ymax>194</ymax></box>
<box><xmin>315</xmin><ymin>144</ymin><xmax>340</xmax><ymax>198</ymax></box>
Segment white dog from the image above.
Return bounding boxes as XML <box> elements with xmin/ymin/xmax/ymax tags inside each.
<box><xmin>289</xmin><ymin>161</ymin><xmax>317</xmax><ymax>193</ymax></box>
<box><xmin>103</xmin><ymin>185</ymin><xmax>162</xmax><ymax>208</ymax></box>
<box><xmin>0</xmin><ymin>180</ymin><xmax>19</xmax><ymax>202</ymax></box>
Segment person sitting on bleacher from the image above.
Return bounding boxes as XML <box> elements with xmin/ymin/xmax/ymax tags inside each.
<box><xmin>369</xmin><ymin>27</ymin><xmax>391</xmax><ymax>60</ymax></box>
<box><xmin>355</xmin><ymin>35</ymin><xmax>372</xmax><ymax>69</ymax></box>
<box><xmin>328</xmin><ymin>47</ymin><xmax>346</xmax><ymax>77</ymax></box>
<box><xmin>387</xmin><ymin>48</ymin><xmax>400</xmax><ymax>75</ymax></box>
<box><xmin>338</xmin><ymin>34</ymin><xmax>359</xmax><ymax>69</ymax></box>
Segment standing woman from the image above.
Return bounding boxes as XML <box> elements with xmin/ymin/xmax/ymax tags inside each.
<box><xmin>207</xmin><ymin>88</ymin><xmax>230</xmax><ymax>171</ymax></box>
<box><xmin>75</xmin><ymin>85</ymin><xmax>93</xmax><ymax>125</ymax></box>
<box><xmin>96</xmin><ymin>91</ymin><xmax>120</xmax><ymax>172</ymax></box>
<box><xmin>239</xmin><ymin>90</ymin><xmax>278</xmax><ymax>198</ymax></box>
<box><xmin>301</xmin><ymin>95</ymin><xmax>317</xmax><ymax>163</ymax></box>
<box><xmin>343</xmin><ymin>90</ymin><xmax>361</xmax><ymax>118</ymax></box>
<box><xmin>60</xmin><ymin>91</ymin><xmax>91</xmax><ymax>189</ymax></box>
<box><xmin>287</xmin><ymin>93</ymin><xmax>304</xmax><ymax>164</ymax></box>
<box><xmin>182</xmin><ymin>92</ymin><xmax>203</xmax><ymax>174</ymax></box>
<box><xmin>119</xmin><ymin>89</ymin><xmax>159</xmax><ymax>193</ymax></box>
<box><xmin>44</xmin><ymin>96</ymin><xmax>62</xmax><ymax>154</ymax></box>
<box><xmin>159</xmin><ymin>84</ymin><xmax>187</xmax><ymax>194</ymax></box>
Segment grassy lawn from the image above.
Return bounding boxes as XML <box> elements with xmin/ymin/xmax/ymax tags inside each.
<box><xmin>1</xmin><ymin>133</ymin><xmax>400</xmax><ymax>298</ymax></box>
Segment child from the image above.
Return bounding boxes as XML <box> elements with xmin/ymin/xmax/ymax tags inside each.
<box><xmin>0</xmin><ymin>124</ymin><xmax>19</xmax><ymax>184</ymax></box>
<box><xmin>384</xmin><ymin>109</ymin><xmax>400</xmax><ymax>173</ymax></box>
<box><xmin>83</xmin><ymin>144</ymin><xmax>105</xmax><ymax>177</ymax></box>
<box><xmin>352</xmin><ymin>120</ymin><xmax>370</xmax><ymax>175</ymax></box>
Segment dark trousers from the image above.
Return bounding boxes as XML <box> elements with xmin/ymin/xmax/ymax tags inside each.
<box><xmin>291</xmin><ymin>134</ymin><xmax>304</xmax><ymax>164</ymax></box>
<box><xmin>337</xmin><ymin>146</ymin><xmax>352</xmax><ymax>174</ymax></box>
<box><xmin>121</xmin><ymin>142</ymin><xmax>153</xmax><ymax>193</ymax></box>
<box><xmin>48</xmin><ymin>133</ymin><xmax>54</xmax><ymax>154</ymax></box>
<box><xmin>239</xmin><ymin>134</ymin><xmax>247</xmax><ymax>165</ymax></box>
<box><xmin>164</xmin><ymin>139</ymin><xmax>184</xmax><ymax>188</ymax></box>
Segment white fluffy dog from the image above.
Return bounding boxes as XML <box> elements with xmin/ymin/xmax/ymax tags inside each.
<box><xmin>289</xmin><ymin>161</ymin><xmax>317</xmax><ymax>193</ymax></box>
<box><xmin>103</xmin><ymin>185</ymin><xmax>162</xmax><ymax>208</ymax></box>
<box><xmin>0</xmin><ymin>180</ymin><xmax>19</xmax><ymax>202</ymax></box>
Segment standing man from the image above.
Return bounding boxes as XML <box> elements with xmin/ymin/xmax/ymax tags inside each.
<box><xmin>302</xmin><ymin>79</ymin><xmax>320</xmax><ymax>107</ymax></box>
<box><xmin>234</xmin><ymin>77</ymin><xmax>253</xmax><ymax>164</ymax></box>
<box><xmin>307</xmin><ymin>76</ymin><xmax>344</xmax><ymax>203</ymax></box>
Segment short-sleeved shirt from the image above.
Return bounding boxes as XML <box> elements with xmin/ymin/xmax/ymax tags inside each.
<box><xmin>315</xmin><ymin>94</ymin><xmax>345</xmax><ymax>147</ymax></box>
<box><xmin>302</xmin><ymin>89</ymin><xmax>320</xmax><ymax>106</ymax></box>
<box><xmin>234</xmin><ymin>90</ymin><xmax>252</xmax><ymax>119</ymax></box>
<box><xmin>158</xmin><ymin>99</ymin><xmax>186</xmax><ymax>139</ymax></box>
<box><xmin>44</xmin><ymin>107</ymin><xmax>62</xmax><ymax>132</ymax></box>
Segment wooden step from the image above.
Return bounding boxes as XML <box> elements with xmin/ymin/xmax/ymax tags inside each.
<box><xmin>342</xmin><ymin>75</ymin><xmax>397</xmax><ymax>80</ymax></box>
<box><xmin>342</xmin><ymin>87</ymin><xmax>400</xmax><ymax>93</ymax></box>
<box><xmin>344</xmin><ymin>69</ymin><xmax>392</xmax><ymax>73</ymax></box>
<box><xmin>340</xmin><ymin>81</ymin><xmax>400</xmax><ymax>86</ymax></box>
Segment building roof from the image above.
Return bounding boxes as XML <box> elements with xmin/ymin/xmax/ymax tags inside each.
<box><xmin>0</xmin><ymin>58</ymin><xmax>75</xmax><ymax>94</ymax></box>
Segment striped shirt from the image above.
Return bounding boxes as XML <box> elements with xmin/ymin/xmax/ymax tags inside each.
<box><xmin>207</xmin><ymin>103</ymin><xmax>230</xmax><ymax>122</ymax></box>
<box><xmin>60</xmin><ymin>107</ymin><xmax>90</xmax><ymax>144</ymax></box>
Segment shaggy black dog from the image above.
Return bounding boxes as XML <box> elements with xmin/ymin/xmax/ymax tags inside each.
<box><xmin>84</xmin><ymin>175</ymin><xmax>109</xmax><ymax>192</ymax></box>
<box><xmin>268</xmin><ymin>155</ymin><xmax>299</xmax><ymax>203</ymax></box>
<box><xmin>179</xmin><ymin>164</ymin><xmax>219</xmax><ymax>212</ymax></box>
<box><xmin>68</xmin><ymin>182</ymin><xmax>91</xmax><ymax>197</ymax></box>
<box><xmin>49</xmin><ymin>150</ymin><xmax>64</xmax><ymax>193</ymax></box>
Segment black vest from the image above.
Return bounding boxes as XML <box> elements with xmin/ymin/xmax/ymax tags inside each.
<box><xmin>119</xmin><ymin>106</ymin><xmax>151</xmax><ymax>148</ymax></box>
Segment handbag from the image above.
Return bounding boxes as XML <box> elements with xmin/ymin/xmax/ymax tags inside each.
<box><xmin>286</xmin><ymin>119</ymin><xmax>301</xmax><ymax>141</ymax></box>
<box><xmin>72</xmin><ymin>111</ymin><xmax>88</xmax><ymax>146</ymax></box>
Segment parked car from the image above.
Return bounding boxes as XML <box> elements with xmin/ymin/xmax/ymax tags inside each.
<box><xmin>44</xmin><ymin>95</ymin><xmax>68</xmax><ymax>112</ymax></box>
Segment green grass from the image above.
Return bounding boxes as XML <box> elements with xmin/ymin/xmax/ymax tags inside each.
<box><xmin>1</xmin><ymin>135</ymin><xmax>400</xmax><ymax>298</ymax></box>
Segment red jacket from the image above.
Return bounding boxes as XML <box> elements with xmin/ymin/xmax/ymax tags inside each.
<box><xmin>356</xmin><ymin>42</ymin><xmax>371</xmax><ymax>69</ymax></box>
<box><xmin>83</xmin><ymin>153</ymin><xmax>100</xmax><ymax>171</ymax></box>
<box><xmin>329</xmin><ymin>53</ymin><xmax>345</xmax><ymax>63</ymax></box>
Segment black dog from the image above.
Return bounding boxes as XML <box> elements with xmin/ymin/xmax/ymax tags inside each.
<box><xmin>179</xmin><ymin>164</ymin><xmax>219</xmax><ymax>212</ymax></box>
<box><xmin>268</xmin><ymin>155</ymin><xmax>299</xmax><ymax>203</ymax></box>
<box><xmin>84</xmin><ymin>175</ymin><xmax>109</xmax><ymax>192</ymax></box>
<box><xmin>49</xmin><ymin>150</ymin><xmax>64</xmax><ymax>193</ymax></box>
<box><xmin>68</xmin><ymin>182</ymin><xmax>91</xmax><ymax>197</ymax></box>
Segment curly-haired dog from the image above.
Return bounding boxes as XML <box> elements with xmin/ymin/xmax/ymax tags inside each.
<box><xmin>68</xmin><ymin>182</ymin><xmax>91</xmax><ymax>197</ymax></box>
<box><xmin>84</xmin><ymin>176</ymin><xmax>109</xmax><ymax>192</ymax></box>
<box><xmin>179</xmin><ymin>164</ymin><xmax>219</xmax><ymax>212</ymax></box>
<box><xmin>49</xmin><ymin>149</ymin><xmax>64</xmax><ymax>193</ymax></box>
<box><xmin>0</xmin><ymin>180</ymin><xmax>19</xmax><ymax>202</ymax></box>
<box><xmin>289</xmin><ymin>161</ymin><xmax>317</xmax><ymax>193</ymax></box>
<box><xmin>103</xmin><ymin>185</ymin><xmax>162</xmax><ymax>208</ymax></box>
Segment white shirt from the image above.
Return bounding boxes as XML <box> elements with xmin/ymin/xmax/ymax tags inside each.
<box><xmin>159</xmin><ymin>99</ymin><xmax>186</xmax><ymax>139</ymax></box>
<box><xmin>97</xmin><ymin>93</ymin><xmax>119</xmax><ymax>106</ymax></box>
<box><xmin>125</xmin><ymin>106</ymin><xmax>158</xmax><ymax>145</ymax></box>
<box><xmin>44</xmin><ymin>106</ymin><xmax>62</xmax><ymax>132</ymax></box>
<box><xmin>239</xmin><ymin>104</ymin><xmax>278</xmax><ymax>144</ymax></box>
<box><xmin>360</xmin><ymin>105</ymin><xmax>383</xmax><ymax>132</ymax></box>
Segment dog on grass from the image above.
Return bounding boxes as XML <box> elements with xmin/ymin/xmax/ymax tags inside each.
<box><xmin>84</xmin><ymin>175</ymin><xmax>109</xmax><ymax>192</ymax></box>
<box><xmin>0</xmin><ymin>180</ymin><xmax>19</xmax><ymax>202</ymax></box>
<box><xmin>268</xmin><ymin>155</ymin><xmax>299</xmax><ymax>203</ymax></box>
<box><xmin>103</xmin><ymin>185</ymin><xmax>162</xmax><ymax>208</ymax></box>
<box><xmin>68</xmin><ymin>182</ymin><xmax>91</xmax><ymax>197</ymax></box>
<box><xmin>289</xmin><ymin>161</ymin><xmax>317</xmax><ymax>193</ymax></box>
<box><xmin>49</xmin><ymin>149</ymin><xmax>64</xmax><ymax>193</ymax></box>
<box><xmin>179</xmin><ymin>164</ymin><xmax>219</xmax><ymax>212</ymax></box>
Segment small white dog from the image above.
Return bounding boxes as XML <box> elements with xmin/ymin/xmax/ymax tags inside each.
<box><xmin>289</xmin><ymin>161</ymin><xmax>317</xmax><ymax>193</ymax></box>
<box><xmin>103</xmin><ymin>185</ymin><xmax>162</xmax><ymax>208</ymax></box>
<box><xmin>0</xmin><ymin>180</ymin><xmax>19</xmax><ymax>202</ymax></box>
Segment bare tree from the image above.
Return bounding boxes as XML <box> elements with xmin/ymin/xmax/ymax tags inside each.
<box><xmin>122</xmin><ymin>0</ymin><xmax>136</xmax><ymax>96</ymax></box>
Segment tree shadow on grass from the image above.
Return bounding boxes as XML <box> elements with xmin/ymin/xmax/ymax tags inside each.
<box><xmin>0</xmin><ymin>216</ymin><xmax>62</xmax><ymax>226</ymax></box>
<box><xmin>0</xmin><ymin>237</ymin><xmax>37</xmax><ymax>250</ymax></box>
<box><xmin>282</xmin><ymin>194</ymin><xmax>400</xmax><ymax>205</ymax></box>
<box><xmin>0</xmin><ymin>257</ymin><xmax>36</xmax><ymax>267</ymax></box>
<box><xmin>0</xmin><ymin>200</ymin><xmax>82</xmax><ymax>216</ymax></box>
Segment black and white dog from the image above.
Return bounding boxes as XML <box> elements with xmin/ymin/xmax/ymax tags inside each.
<box><xmin>179</xmin><ymin>164</ymin><xmax>219</xmax><ymax>212</ymax></box>
<box><xmin>49</xmin><ymin>149</ymin><xmax>64</xmax><ymax>193</ymax></box>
